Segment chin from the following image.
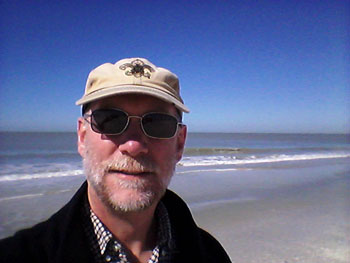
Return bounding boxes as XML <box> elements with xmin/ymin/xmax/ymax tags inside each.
<box><xmin>102</xmin><ymin>178</ymin><xmax>166</xmax><ymax>213</ymax></box>
<box><xmin>107</xmin><ymin>189</ymin><xmax>157</xmax><ymax>213</ymax></box>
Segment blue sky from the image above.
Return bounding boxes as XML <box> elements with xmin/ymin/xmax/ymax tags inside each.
<box><xmin>1</xmin><ymin>0</ymin><xmax>349</xmax><ymax>133</ymax></box>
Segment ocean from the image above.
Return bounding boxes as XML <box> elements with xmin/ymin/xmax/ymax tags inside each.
<box><xmin>0</xmin><ymin>132</ymin><xmax>349</xmax><ymax>241</ymax></box>
<box><xmin>0</xmin><ymin>132</ymin><xmax>349</xmax><ymax>182</ymax></box>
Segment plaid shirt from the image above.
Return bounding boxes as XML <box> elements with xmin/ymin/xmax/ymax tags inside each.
<box><xmin>83</xmin><ymin>198</ymin><xmax>175</xmax><ymax>263</ymax></box>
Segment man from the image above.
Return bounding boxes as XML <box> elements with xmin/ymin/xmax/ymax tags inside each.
<box><xmin>0</xmin><ymin>58</ymin><xmax>231</xmax><ymax>262</ymax></box>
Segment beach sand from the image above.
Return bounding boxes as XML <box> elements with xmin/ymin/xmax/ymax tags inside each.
<box><xmin>171</xmin><ymin>161</ymin><xmax>350</xmax><ymax>263</ymax></box>
<box><xmin>1</xmin><ymin>159</ymin><xmax>349</xmax><ymax>262</ymax></box>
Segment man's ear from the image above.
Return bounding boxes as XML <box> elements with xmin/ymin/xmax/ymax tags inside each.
<box><xmin>77</xmin><ymin>117</ymin><xmax>87</xmax><ymax>158</ymax></box>
<box><xmin>175</xmin><ymin>125</ymin><xmax>187</xmax><ymax>162</ymax></box>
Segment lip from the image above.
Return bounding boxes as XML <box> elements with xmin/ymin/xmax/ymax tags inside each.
<box><xmin>108</xmin><ymin>170</ymin><xmax>153</xmax><ymax>178</ymax></box>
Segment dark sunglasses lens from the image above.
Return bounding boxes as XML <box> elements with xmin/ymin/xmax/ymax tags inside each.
<box><xmin>142</xmin><ymin>113</ymin><xmax>178</xmax><ymax>138</ymax></box>
<box><xmin>91</xmin><ymin>109</ymin><xmax>128</xmax><ymax>134</ymax></box>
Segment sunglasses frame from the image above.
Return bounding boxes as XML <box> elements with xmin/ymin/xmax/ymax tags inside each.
<box><xmin>83</xmin><ymin>108</ymin><xmax>184</xmax><ymax>139</ymax></box>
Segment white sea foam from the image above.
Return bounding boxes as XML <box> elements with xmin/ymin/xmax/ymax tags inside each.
<box><xmin>0</xmin><ymin>169</ymin><xmax>84</xmax><ymax>182</ymax></box>
<box><xmin>190</xmin><ymin>196</ymin><xmax>258</xmax><ymax>209</ymax></box>
<box><xmin>179</xmin><ymin>152</ymin><xmax>350</xmax><ymax>167</ymax></box>
<box><xmin>0</xmin><ymin>193</ymin><xmax>44</xmax><ymax>201</ymax></box>
<box><xmin>0</xmin><ymin>152</ymin><xmax>349</xmax><ymax>182</ymax></box>
<box><xmin>0</xmin><ymin>189</ymin><xmax>73</xmax><ymax>202</ymax></box>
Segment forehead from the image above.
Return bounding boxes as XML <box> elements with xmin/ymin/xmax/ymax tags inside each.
<box><xmin>89</xmin><ymin>94</ymin><xmax>177</xmax><ymax>114</ymax></box>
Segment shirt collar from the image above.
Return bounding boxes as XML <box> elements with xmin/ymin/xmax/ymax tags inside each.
<box><xmin>89</xmin><ymin>200</ymin><xmax>173</xmax><ymax>256</ymax></box>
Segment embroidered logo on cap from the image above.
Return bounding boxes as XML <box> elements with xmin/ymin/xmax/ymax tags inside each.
<box><xmin>119</xmin><ymin>59</ymin><xmax>155</xmax><ymax>79</ymax></box>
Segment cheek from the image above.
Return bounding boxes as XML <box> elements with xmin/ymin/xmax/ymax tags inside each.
<box><xmin>84</xmin><ymin>133</ymin><xmax>117</xmax><ymax>161</ymax></box>
<box><xmin>151</xmin><ymin>142</ymin><xmax>178</xmax><ymax>171</ymax></box>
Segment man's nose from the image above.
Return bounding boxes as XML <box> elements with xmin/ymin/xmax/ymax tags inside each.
<box><xmin>117</xmin><ymin>119</ymin><xmax>149</xmax><ymax>157</ymax></box>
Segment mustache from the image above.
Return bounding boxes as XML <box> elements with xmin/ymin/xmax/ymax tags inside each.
<box><xmin>102</xmin><ymin>156</ymin><xmax>156</xmax><ymax>174</ymax></box>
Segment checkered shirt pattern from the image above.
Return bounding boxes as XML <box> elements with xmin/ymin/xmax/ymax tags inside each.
<box><xmin>88</xmin><ymin>201</ymin><xmax>172</xmax><ymax>263</ymax></box>
<box><xmin>89</xmin><ymin>210</ymin><xmax>112</xmax><ymax>255</ymax></box>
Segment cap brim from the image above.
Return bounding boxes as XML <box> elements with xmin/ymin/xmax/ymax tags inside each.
<box><xmin>75</xmin><ymin>85</ymin><xmax>190</xmax><ymax>113</ymax></box>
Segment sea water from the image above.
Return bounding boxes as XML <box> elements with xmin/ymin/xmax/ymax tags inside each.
<box><xmin>0</xmin><ymin>132</ymin><xmax>349</xmax><ymax>182</ymax></box>
<box><xmin>0</xmin><ymin>132</ymin><xmax>349</xmax><ymax>238</ymax></box>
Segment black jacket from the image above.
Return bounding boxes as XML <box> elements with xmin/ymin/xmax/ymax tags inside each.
<box><xmin>0</xmin><ymin>182</ymin><xmax>231</xmax><ymax>263</ymax></box>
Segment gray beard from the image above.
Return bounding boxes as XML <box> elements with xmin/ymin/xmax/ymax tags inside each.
<box><xmin>83</xmin><ymin>152</ymin><xmax>171</xmax><ymax>213</ymax></box>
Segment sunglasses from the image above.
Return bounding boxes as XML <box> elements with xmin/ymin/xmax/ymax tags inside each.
<box><xmin>84</xmin><ymin>108</ymin><xmax>183</xmax><ymax>139</ymax></box>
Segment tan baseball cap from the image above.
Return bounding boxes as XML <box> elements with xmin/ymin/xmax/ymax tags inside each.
<box><xmin>76</xmin><ymin>58</ymin><xmax>189</xmax><ymax>113</ymax></box>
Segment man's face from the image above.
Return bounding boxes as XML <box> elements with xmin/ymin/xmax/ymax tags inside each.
<box><xmin>77</xmin><ymin>94</ymin><xmax>186</xmax><ymax>213</ymax></box>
